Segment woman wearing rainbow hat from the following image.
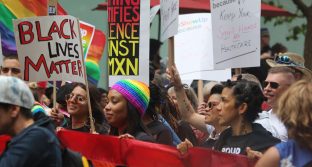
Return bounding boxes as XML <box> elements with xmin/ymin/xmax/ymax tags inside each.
<box><xmin>104</xmin><ymin>79</ymin><xmax>154</xmax><ymax>142</ymax></box>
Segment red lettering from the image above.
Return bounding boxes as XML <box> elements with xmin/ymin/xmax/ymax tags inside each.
<box><xmin>36</xmin><ymin>21</ymin><xmax>52</xmax><ymax>41</ymax></box>
<box><xmin>18</xmin><ymin>21</ymin><xmax>34</xmax><ymax>44</ymax></box>
<box><xmin>69</xmin><ymin>19</ymin><xmax>77</xmax><ymax>39</ymax></box>
<box><xmin>24</xmin><ymin>55</ymin><xmax>50</xmax><ymax>81</ymax></box>
<box><xmin>49</xmin><ymin>61</ymin><xmax>60</xmax><ymax>74</ymax></box>
<box><xmin>60</xmin><ymin>19</ymin><xmax>70</xmax><ymax>39</ymax></box>
<box><xmin>48</xmin><ymin>21</ymin><xmax>62</xmax><ymax>39</ymax></box>
<box><xmin>71</xmin><ymin>61</ymin><xmax>78</xmax><ymax>75</ymax></box>
<box><xmin>77</xmin><ymin>60</ymin><xmax>83</xmax><ymax>77</ymax></box>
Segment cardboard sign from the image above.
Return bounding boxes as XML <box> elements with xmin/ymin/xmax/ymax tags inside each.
<box><xmin>108</xmin><ymin>0</ymin><xmax>150</xmax><ymax>86</ymax></box>
<box><xmin>13</xmin><ymin>15</ymin><xmax>85</xmax><ymax>83</ymax></box>
<box><xmin>175</xmin><ymin>13</ymin><xmax>231</xmax><ymax>82</ymax></box>
<box><xmin>160</xmin><ymin>0</ymin><xmax>179</xmax><ymax>42</ymax></box>
<box><xmin>80</xmin><ymin>21</ymin><xmax>95</xmax><ymax>59</ymax></box>
<box><xmin>210</xmin><ymin>0</ymin><xmax>261</xmax><ymax>69</ymax></box>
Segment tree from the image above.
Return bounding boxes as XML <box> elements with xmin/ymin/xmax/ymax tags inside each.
<box><xmin>265</xmin><ymin>0</ymin><xmax>312</xmax><ymax>70</ymax></box>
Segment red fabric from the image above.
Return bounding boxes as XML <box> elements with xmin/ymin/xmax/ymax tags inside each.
<box><xmin>56</xmin><ymin>130</ymin><xmax>255</xmax><ymax>167</ymax></box>
<box><xmin>95</xmin><ymin>0</ymin><xmax>293</xmax><ymax>16</ymax></box>
<box><xmin>1</xmin><ymin>131</ymin><xmax>255</xmax><ymax>166</ymax></box>
<box><xmin>0</xmin><ymin>135</ymin><xmax>11</xmax><ymax>154</ymax></box>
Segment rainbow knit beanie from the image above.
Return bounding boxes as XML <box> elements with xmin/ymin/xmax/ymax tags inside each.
<box><xmin>111</xmin><ymin>79</ymin><xmax>150</xmax><ymax>117</ymax></box>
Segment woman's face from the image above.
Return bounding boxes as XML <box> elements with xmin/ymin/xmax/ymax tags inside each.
<box><xmin>203</xmin><ymin>94</ymin><xmax>221</xmax><ymax>125</ymax></box>
<box><xmin>104</xmin><ymin>89</ymin><xmax>128</xmax><ymax>128</ymax></box>
<box><xmin>218</xmin><ymin>87</ymin><xmax>240</xmax><ymax>126</ymax></box>
<box><xmin>66</xmin><ymin>86</ymin><xmax>88</xmax><ymax>117</ymax></box>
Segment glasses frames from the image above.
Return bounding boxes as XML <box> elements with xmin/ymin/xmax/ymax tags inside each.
<box><xmin>263</xmin><ymin>81</ymin><xmax>280</xmax><ymax>89</ymax></box>
<box><xmin>65</xmin><ymin>93</ymin><xmax>87</xmax><ymax>103</ymax></box>
<box><xmin>207</xmin><ymin>101</ymin><xmax>220</xmax><ymax>110</ymax></box>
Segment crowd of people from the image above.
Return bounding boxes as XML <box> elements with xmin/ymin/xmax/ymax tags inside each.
<box><xmin>0</xmin><ymin>29</ymin><xmax>312</xmax><ymax>167</ymax></box>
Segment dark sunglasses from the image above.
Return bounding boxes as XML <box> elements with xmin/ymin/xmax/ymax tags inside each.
<box><xmin>0</xmin><ymin>67</ymin><xmax>21</xmax><ymax>74</ymax></box>
<box><xmin>263</xmin><ymin>81</ymin><xmax>279</xmax><ymax>89</ymax></box>
<box><xmin>65</xmin><ymin>93</ymin><xmax>87</xmax><ymax>103</ymax></box>
<box><xmin>207</xmin><ymin>101</ymin><xmax>219</xmax><ymax>109</ymax></box>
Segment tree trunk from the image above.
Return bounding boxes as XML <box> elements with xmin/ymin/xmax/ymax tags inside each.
<box><xmin>304</xmin><ymin>15</ymin><xmax>312</xmax><ymax>70</ymax></box>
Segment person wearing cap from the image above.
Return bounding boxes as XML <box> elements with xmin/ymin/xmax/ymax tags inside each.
<box><xmin>0</xmin><ymin>55</ymin><xmax>22</xmax><ymax>79</ymax></box>
<box><xmin>104</xmin><ymin>79</ymin><xmax>154</xmax><ymax>142</ymax></box>
<box><xmin>0</xmin><ymin>76</ymin><xmax>62</xmax><ymax>167</ymax></box>
<box><xmin>254</xmin><ymin>66</ymin><xmax>297</xmax><ymax>142</ymax></box>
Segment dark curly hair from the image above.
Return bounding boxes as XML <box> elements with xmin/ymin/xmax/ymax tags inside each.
<box><xmin>223</xmin><ymin>80</ymin><xmax>264</xmax><ymax>123</ymax></box>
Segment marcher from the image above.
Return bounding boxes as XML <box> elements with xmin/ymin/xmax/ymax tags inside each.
<box><xmin>256</xmin><ymin>80</ymin><xmax>312</xmax><ymax>167</ymax></box>
<box><xmin>0</xmin><ymin>55</ymin><xmax>21</xmax><ymax>79</ymax></box>
<box><xmin>213</xmin><ymin>80</ymin><xmax>280</xmax><ymax>155</ymax></box>
<box><xmin>104</xmin><ymin>79</ymin><xmax>154</xmax><ymax>142</ymax></box>
<box><xmin>0</xmin><ymin>76</ymin><xmax>62</xmax><ymax>167</ymax></box>
<box><xmin>255</xmin><ymin>66</ymin><xmax>297</xmax><ymax>141</ymax></box>
<box><xmin>51</xmin><ymin>83</ymin><xmax>109</xmax><ymax>134</ymax></box>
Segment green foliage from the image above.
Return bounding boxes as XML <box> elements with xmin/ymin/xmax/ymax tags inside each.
<box><xmin>263</xmin><ymin>0</ymin><xmax>306</xmax><ymax>41</ymax></box>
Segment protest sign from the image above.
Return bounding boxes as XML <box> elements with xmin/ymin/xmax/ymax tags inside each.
<box><xmin>210</xmin><ymin>0</ymin><xmax>261</xmax><ymax>69</ymax></box>
<box><xmin>160</xmin><ymin>0</ymin><xmax>179</xmax><ymax>42</ymax></box>
<box><xmin>108</xmin><ymin>0</ymin><xmax>150</xmax><ymax>86</ymax></box>
<box><xmin>175</xmin><ymin>13</ymin><xmax>231</xmax><ymax>82</ymax></box>
<box><xmin>13</xmin><ymin>15</ymin><xmax>85</xmax><ymax>83</ymax></box>
<box><xmin>150</xmin><ymin>5</ymin><xmax>160</xmax><ymax>23</ymax></box>
<box><xmin>80</xmin><ymin>21</ymin><xmax>95</xmax><ymax>59</ymax></box>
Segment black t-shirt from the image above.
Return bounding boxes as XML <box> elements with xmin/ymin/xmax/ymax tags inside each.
<box><xmin>146</xmin><ymin>120</ymin><xmax>173</xmax><ymax>145</ymax></box>
<box><xmin>214</xmin><ymin>123</ymin><xmax>280</xmax><ymax>155</ymax></box>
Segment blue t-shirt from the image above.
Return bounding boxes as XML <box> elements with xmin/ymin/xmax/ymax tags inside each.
<box><xmin>276</xmin><ymin>139</ymin><xmax>312</xmax><ymax>167</ymax></box>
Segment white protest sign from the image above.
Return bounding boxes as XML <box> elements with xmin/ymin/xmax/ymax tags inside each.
<box><xmin>210</xmin><ymin>0</ymin><xmax>261</xmax><ymax>69</ymax></box>
<box><xmin>0</xmin><ymin>34</ymin><xmax>3</xmax><ymax>66</ymax></box>
<box><xmin>175</xmin><ymin>13</ymin><xmax>231</xmax><ymax>82</ymax></box>
<box><xmin>13</xmin><ymin>15</ymin><xmax>85</xmax><ymax>83</ymax></box>
<box><xmin>160</xmin><ymin>0</ymin><xmax>179</xmax><ymax>42</ymax></box>
<box><xmin>108</xmin><ymin>0</ymin><xmax>150</xmax><ymax>86</ymax></box>
<box><xmin>150</xmin><ymin>5</ymin><xmax>160</xmax><ymax>23</ymax></box>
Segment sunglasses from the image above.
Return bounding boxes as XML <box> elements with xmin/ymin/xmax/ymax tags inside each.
<box><xmin>65</xmin><ymin>93</ymin><xmax>87</xmax><ymax>103</ymax></box>
<box><xmin>0</xmin><ymin>67</ymin><xmax>21</xmax><ymax>74</ymax></box>
<box><xmin>274</xmin><ymin>55</ymin><xmax>301</xmax><ymax>66</ymax></box>
<box><xmin>263</xmin><ymin>81</ymin><xmax>279</xmax><ymax>89</ymax></box>
<box><xmin>207</xmin><ymin>101</ymin><xmax>219</xmax><ymax>109</ymax></box>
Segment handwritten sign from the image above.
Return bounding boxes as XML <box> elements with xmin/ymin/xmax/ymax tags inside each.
<box><xmin>80</xmin><ymin>21</ymin><xmax>95</xmax><ymax>59</ymax></box>
<box><xmin>160</xmin><ymin>0</ymin><xmax>179</xmax><ymax>42</ymax></box>
<box><xmin>108</xmin><ymin>0</ymin><xmax>150</xmax><ymax>85</ymax></box>
<box><xmin>175</xmin><ymin>13</ymin><xmax>231</xmax><ymax>82</ymax></box>
<box><xmin>13</xmin><ymin>15</ymin><xmax>85</xmax><ymax>83</ymax></box>
<box><xmin>210</xmin><ymin>0</ymin><xmax>261</xmax><ymax>69</ymax></box>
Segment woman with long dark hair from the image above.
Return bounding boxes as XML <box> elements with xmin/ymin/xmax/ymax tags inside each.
<box><xmin>104</xmin><ymin>79</ymin><xmax>154</xmax><ymax>142</ymax></box>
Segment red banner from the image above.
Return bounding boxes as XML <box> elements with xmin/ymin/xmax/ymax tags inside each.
<box><xmin>57</xmin><ymin>130</ymin><xmax>255</xmax><ymax>167</ymax></box>
<box><xmin>0</xmin><ymin>131</ymin><xmax>255</xmax><ymax>166</ymax></box>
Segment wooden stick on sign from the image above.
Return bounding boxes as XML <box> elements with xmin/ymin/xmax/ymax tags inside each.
<box><xmin>48</xmin><ymin>0</ymin><xmax>57</xmax><ymax>109</ymax></box>
<box><xmin>77</xmin><ymin>19</ymin><xmax>96</xmax><ymax>133</ymax></box>
<box><xmin>167</xmin><ymin>37</ymin><xmax>175</xmax><ymax>68</ymax></box>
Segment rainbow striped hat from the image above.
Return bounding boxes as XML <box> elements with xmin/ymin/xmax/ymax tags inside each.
<box><xmin>111</xmin><ymin>79</ymin><xmax>150</xmax><ymax>117</ymax></box>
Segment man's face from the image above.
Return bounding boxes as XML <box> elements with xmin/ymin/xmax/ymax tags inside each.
<box><xmin>1</xmin><ymin>58</ymin><xmax>21</xmax><ymax>78</ymax></box>
<box><xmin>263</xmin><ymin>72</ymin><xmax>295</xmax><ymax>107</ymax></box>
<box><xmin>0</xmin><ymin>106</ymin><xmax>13</xmax><ymax>135</ymax></box>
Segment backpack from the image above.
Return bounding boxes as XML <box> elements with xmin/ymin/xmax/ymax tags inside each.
<box><xmin>32</xmin><ymin>112</ymin><xmax>92</xmax><ymax>167</ymax></box>
<box><xmin>62</xmin><ymin>147</ymin><xmax>91</xmax><ymax>167</ymax></box>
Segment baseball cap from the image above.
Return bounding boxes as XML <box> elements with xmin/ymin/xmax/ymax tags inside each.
<box><xmin>0</xmin><ymin>76</ymin><xmax>35</xmax><ymax>109</ymax></box>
